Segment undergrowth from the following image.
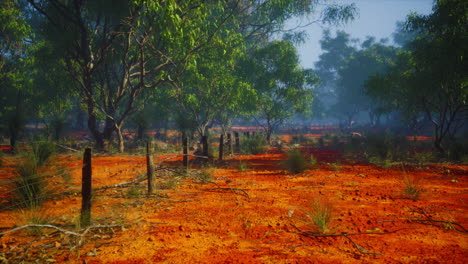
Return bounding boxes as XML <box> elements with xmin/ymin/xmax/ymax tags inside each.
<box><xmin>283</xmin><ymin>149</ymin><xmax>309</xmax><ymax>174</ymax></box>
<box><xmin>240</xmin><ymin>134</ymin><xmax>267</xmax><ymax>155</ymax></box>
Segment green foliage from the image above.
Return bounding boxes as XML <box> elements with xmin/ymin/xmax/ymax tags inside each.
<box><xmin>238</xmin><ymin>40</ymin><xmax>317</xmax><ymax>140</ymax></box>
<box><xmin>328</xmin><ymin>162</ymin><xmax>341</xmax><ymax>171</ymax></box>
<box><xmin>366</xmin><ymin>0</ymin><xmax>468</xmax><ymax>153</ymax></box>
<box><xmin>31</xmin><ymin>140</ymin><xmax>55</xmax><ymax>167</ymax></box>
<box><xmin>307</xmin><ymin>197</ymin><xmax>334</xmax><ymax>234</ymax></box>
<box><xmin>413</xmin><ymin>151</ymin><xmax>435</xmax><ymax>167</ymax></box>
<box><xmin>197</xmin><ymin>170</ymin><xmax>213</xmax><ymax>184</ymax></box>
<box><xmin>14</xmin><ymin>159</ymin><xmax>46</xmax><ymax>208</ymax></box>
<box><xmin>368</xmin><ymin>156</ymin><xmax>393</xmax><ymax>169</ymax></box>
<box><xmin>402</xmin><ymin>175</ymin><xmax>423</xmax><ymax>200</ymax></box>
<box><xmin>238</xmin><ymin>162</ymin><xmax>248</xmax><ymax>172</ymax></box>
<box><xmin>126</xmin><ymin>186</ymin><xmax>142</xmax><ymax>198</ymax></box>
<box><xmin>283</xmin><ymin>149</ymin><xmax>309</xmax><ymax>174</ymax></box>
<box><xmin>364</xmin><ymin>131</ymin><xmax>409</xmax><ymax>166</ymax></box>
<box><xmin>240</xmin><ymin>134</ymin><xmax>267</xmax><ymax>155</ymax></box>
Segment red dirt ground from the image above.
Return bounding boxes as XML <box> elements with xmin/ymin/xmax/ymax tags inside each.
<box><xmin>0</xmin><ymin>143</ymin><xmax>467</xmax><ymax>263</ymax></box>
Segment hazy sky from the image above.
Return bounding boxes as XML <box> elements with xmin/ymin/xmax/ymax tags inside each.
<box><xmin>292</xmin><ymin>0</ymin><xmax>434</xmax><ymax>68</ymax></box>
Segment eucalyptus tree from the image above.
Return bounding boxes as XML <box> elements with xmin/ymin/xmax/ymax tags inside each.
<box><xmin>0</xmin><ymin>0</ymin><xmax>32</xmax><ymax>149</ymax></box>
<box><xmin>25</xmin><ymin>0</ymin><xmax>357</xmax><ymax>152</ymax></box>
<box><xmin>173</xmin><ymin>34</ymin><xmax>256</xmax><ymax>153</ymax></box>
<box><xmin>26</xmin><ymin>0</ymin><xmax>233</xmax><ymax>152</ymax></box>
<box><xmin>314</xmin><ymin>30</ymin><xmax>357</xmax><ymax>119</ymax></box>
<box><xmin>334</xmin><ymin>38</ymin><xmax>397</xmax><ymax>127</ymax></box>
<box><xmin>239</xmin><ymin>40</ymin><xmax>317</xmax><ymax>141</ymax></box>
<box><xmin>366</xmin><ymin>0</ymin><xmax>468</xmax><ymax>153</ymax></box>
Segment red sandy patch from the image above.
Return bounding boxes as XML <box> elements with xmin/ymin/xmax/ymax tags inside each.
<box><xmin>0</xmin><ymin>149</ymin><xmax>467</xmax><ymax>263</ymax></box>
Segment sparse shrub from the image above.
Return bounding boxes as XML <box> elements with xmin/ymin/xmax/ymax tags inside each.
<box><xmin>413</xmin><ymin>151</ymin><xmax>435</xmax><ymax>166</ymax></box>
<box><xmin>14</xmin><ymin>160</ymin><xmax>47</xmax><ymax>208</ymax></box>
<box><xmin>283</xmin><ymin>149</ymin><xmax>309</xmax><ymax>174</ymax></box>
<box><xmin>20</xmin><ymin>208</ymin><xmax>51</xmax><ymax>236</ymax></box>
<box><xmin>368</xmin><ymin>156</ymin><xmax>393</xmax><ymax>169</ymax></box>
<box><xmin>240</xmin><ymin>134</ymin><xmax>267</xmax><ymax>155</ymax></box>
<box><xmin>198</xmin><ymin>170</ymin><xmax>213</xmax><ymax>183</ymax></box>
<box><xmin>446</xmin><ymin>140</ymin><xmax>468</xmax><ymax>162</ymax></box>
<box><xmin>31</xmin><ymin>140</ymin><xmax>55</xmax><ymax>166</ymax></box>
<box><xmin>238</xmin><ymin>162</ymin><xmax>248</xmax><ymax>172</ymax></box>
<box><xmin>126</xmin><ymin>186</ymin><xmax>142</xmax><ymax>197</ymax></box>
<box><xmin>328</xmin><ymin>162</ymin><xmax>341</xmax><ymax>171</ymax></box>
<box><xmin>309</xmin><ymin>155</ymin><xmax>318</xmax><ymax>168</ymax></box>
<box><xmin>402</xmin><ymin>175</ymin><xmax>423</xmax><ymax>200</ymax></box>
<box><xmin>307</xmin><ymin>197</ymin><xmax>334</xmax><ymax>234</ymax></box>
<box><xmin>365</xmin><ymin>131</ymin><xmax>410</xmax><ymax>165</ymax></box>
<box><xmin>159</xmin><ymin>176</ymin><xmax>181</xmax><ymax>189</ymax></box>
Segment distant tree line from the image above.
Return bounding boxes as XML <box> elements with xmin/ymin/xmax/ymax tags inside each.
<box><xmin>313</xmin><ymin>0</ymin><xmax>467</xmax><ymax>154</ymax></box>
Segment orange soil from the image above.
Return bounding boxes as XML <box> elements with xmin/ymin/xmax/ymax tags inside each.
<box><xmin>0</xmin><ymin>148</ymin><xmax>467</xmax><ymax>263</ymax></box>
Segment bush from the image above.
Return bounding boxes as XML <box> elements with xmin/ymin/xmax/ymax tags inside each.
<box><xmin>368</xmin><ymin>156</ymin><xmax>393</xmax><ymax>169</ymax></box>
<box><xmin>402</xmin><ymin>175</ymin><xmax>423</xmax><ymax>200</ymax></box>
<box><xmin>240</xmin><ymin>134</ymin><xmax>267</xmax><ymax>155</ymax></box>
<box><xmin>364</xmin><ymin>131</ymin><xmax>409</xmax><ymax>165</ymax></box>
<box><xmin>307</xmin><ymin>197</ymin><xmax>334</xmax><ymax>234</ymax></box>
<box><xmin>31</xmin><ymin>140</ymin><xmax>55</xmax><ymax>166</ymax></box>
<box><xmin>413</xmin><ymin>151</ymin><xmax>435</xmax><ymax>166</ymax></box>
<box><xmin>283</xmin><ymin>149</ymin><xmax>309</xmax><ymax>174</ymax></box>
<box><xmin>197</xmin><ymin>170</ymin><xmax>213</xmax><ymax>183</ymax></box>
<box><xmin>238</xmin><ymin>162</ymin><xmax>248</xmax><ymax>172</ymax></box>
<box><xmin>14</xmin><ymin>160</ymin><xmax>47</xmax><ymax>208</ymax></box>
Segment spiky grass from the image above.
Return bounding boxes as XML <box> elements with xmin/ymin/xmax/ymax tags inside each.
<box><xmin>307</xmin><ymin>197</ymin><xmax>334</xmax><ymax>234</ymax></box>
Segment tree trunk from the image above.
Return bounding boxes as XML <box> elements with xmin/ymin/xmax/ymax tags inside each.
<box><xmin>116</xmin><ymin>127</ymin><xmax>125</xmax><ymax>153</ymax></box>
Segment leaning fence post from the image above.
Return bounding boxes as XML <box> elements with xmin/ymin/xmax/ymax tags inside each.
<box><xmin>147</xmin><ymin>141</ymin><xmax>156</xmax><ymax>195</ymax></box>
<box><xmin>182</xmin><ymin>135</ymin><xmax>189</xmax><ymax>169</ymax></box>
<box><xmin>81</xmin><ymin>147</ymin><xmax>92</xmax><ymax>227</ymax></box>
<box><xmin>218</xmin><ymin>134</ymin><xmax>224</xmax><ymax>161</ymax></box>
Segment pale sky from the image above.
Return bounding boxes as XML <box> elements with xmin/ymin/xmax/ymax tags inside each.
<box><xmin>291</xmin><ymin>0</ymin><xmax>434</xmax><ymax>68</ymax></box>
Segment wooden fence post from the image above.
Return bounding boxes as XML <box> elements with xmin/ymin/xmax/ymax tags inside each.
<box><xmin>218</xmin><ymin>134</ymin><xmax>224</xmax><ymax>161</ymax></box>
<box><xmin>147</xmin><ymin>141</ymin><xmax>156</xmax><ymax>195</ymax></box>
<box><xmin>81</xmin><ymin>148</ymin><xmax>92</xmax><ymax>227</ymax></box>
<box><xmin>202</xmin><ymin>135</ymin><xmax>209</xmax><ymax>158</ymax></box>
<box><xmin>227</xmin><ymin>133</ymin><xmax>232</xmax><ymax>155</ymax></box>
<box><xmin>234</xmin><ymin>132</ymin><xmax>240</xmax><ymax>153</ymax></box>
<box><xmin>182</xmin><ymin>135</ymin><xmax>189</xmax><ymax>169</ymax></box>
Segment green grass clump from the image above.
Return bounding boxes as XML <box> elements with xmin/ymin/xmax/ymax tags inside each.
<box><xmin>368</xmin><ymin>156</ymin><xmax>393</xmax><ymax>169</ymax></box>
<box><xmin>240</xmin><ymin>134</ymin><xmax>267</xmax><ymax>155</ymax></box>
<box><xmin>283</xmin><ymin>149</ymin><xmax>309</xmax><ymax>174</ymax></box>
<box><xmin>31</xmin><ymin>140</ymin><xmax>55</xmax><ymax>166</ymax></box>
<box><xmin>238</xmin><ymin>162</ymin><xmax>248</xmax><ymax>172</ymax></box>
<box><xmin>402</xmin><ymin>175</ymin><xmax>423</xmax><ymax>200</ymax></box>
<box><xmin>307</xmin><ymin>197</ymin><xmax>334</xmax><ymax>234</ymax></box>
<box><xmin>198</xmin><ymin>170</ymin><xmax>213</xmax><ymax>183</ymax></box>
<box><xmin>126</xmin><ymin>186</ymin><xmax>142</xmax><ymax>197</ymax></box>
<box><xmin>14</xmin><ymin>160</ymin><xmax>47</xmax><ymax>208</ymax></box>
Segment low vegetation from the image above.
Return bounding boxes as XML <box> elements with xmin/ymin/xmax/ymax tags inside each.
<box><xmin>283</xmin><ymin>149</ymin><xmax>309</xmax><ymax>174</ymax></box>
<box><xmin>307</xmin><ymin>197</ymin><xmax>334</xmax><ymax>234</ymax></box>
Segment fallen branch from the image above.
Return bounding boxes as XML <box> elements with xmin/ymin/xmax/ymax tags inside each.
<box><xmin>410</xmin><ymin>219</ymin><xmax>468</xmax><ymax>234</ymax></box>
<box><xmin>291</xmin><ymin>224</ymin><xmax>413</xmax><ymax>256</ymax></box>
<box><xmin>0</xmin><ymin>224</ymin><xmax>123</xmax><ymax>247</ymax></box>
<box><xmin>202</xmin><ymin>187</ymin><xmax>250</xmax><ymax>198</ymax></box>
